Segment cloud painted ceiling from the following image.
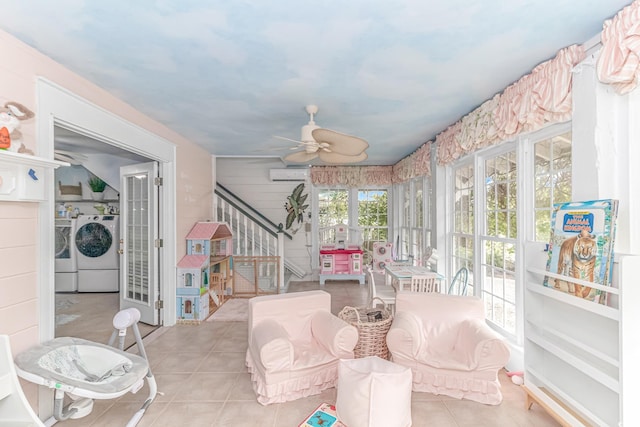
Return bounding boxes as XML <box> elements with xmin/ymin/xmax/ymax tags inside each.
<box><xmin>1</xmin><ymin>1</ymin><xmax>632</xmax><ymax>165</ymax></box>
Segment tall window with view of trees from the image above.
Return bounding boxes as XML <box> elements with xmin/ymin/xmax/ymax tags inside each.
<box><xmin>317</xmin><ymin>188</ymin><xmax>389</xmax><ymax>264</ymax></box>
<box><xmin>398</xmin><ymin>177</ymin><xmax>431</xmax><ymax>265</ymax></box>
<box><xmin>482</xmin><ymin>150</ymin><xmax>517</xmax><ymax>335</ymax></box>
<box><xmin>358</xmin><ymin>189</ymin><xmax>388</xmax><ymax>264</ymax></box>
<box><xmin>318</xmin><ymin>189</ymin><xmax>349</xmax><ymax>244</ymax></box>
<box><xmin>534</xmin><ymin>131</ymin><xmax>572</xmax><ymax>241</ymax></box>
<box><xmin>452</xmin><ymin>164</ymin><xmax>475</xmax><ymax>294</ymax></box>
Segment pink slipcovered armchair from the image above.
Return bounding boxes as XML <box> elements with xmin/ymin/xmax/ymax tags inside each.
<box><xmin>386</xmin><ymin>292</ymin><xmax>510</xmax><ymax>405</ymax></box>
<box><xmin>245</xmin><ymin>290</ymin><xmax>358</xmax><ymax>405</ymax></box>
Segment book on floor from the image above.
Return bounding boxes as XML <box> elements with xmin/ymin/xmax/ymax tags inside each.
<box><xmin>298</xmin><ymin>403</ymin><xmax>346</xmax><ymax>427</ymax></box>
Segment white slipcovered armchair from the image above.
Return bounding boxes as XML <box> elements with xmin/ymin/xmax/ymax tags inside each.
<box><xmin>245</xmin><ymin>290</ymin><xmax>358</xmax><ymax>405</ymax></box>
<box><xmin>386</xmin><ymin>292</ymin><xmax>510</xmax><ymax>405</ymax></box>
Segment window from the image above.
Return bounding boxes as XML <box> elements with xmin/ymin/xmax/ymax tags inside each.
<box><xmin>533</xmin><ymin>131</ymin><xmax>572</xmax><ymax>241</ymax></box>
<box><xmin>481</xmin><ymin>150</ymin><xmax>517</xmax><ymax>335</ymax></box>
<box><xmin>316</xmin><ymin>187</ymin><xmax>389</xmax><ymax>264</ymax></box>
<box><xmin>318</xmin><ymin>189</ymin><xmax>349</xmax><ymax>244</ymax></box>
<box><xmin>447</xmin><ymin>123</ymin><xmax>572</xmax><ymax>344</ymax></box>
<box><xmin>358</xmin><ymin>189</ymin><xmax>388</xmax><ymax>261</ymax></box>
<box><xmin>397</xmin><ymin>177</ymin><xmax>432</xmax><ymax>265</ymax></box>
<box><xmin>452</xmin><ymin>164</ymin><xmax>474</xmax><ymax>295</ymax></box>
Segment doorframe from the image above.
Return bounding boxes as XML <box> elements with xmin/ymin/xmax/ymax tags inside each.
<box><xmin>36</xmin><ymin>77</ymin><xmax>177</xmax><ymax>344</ymax></box>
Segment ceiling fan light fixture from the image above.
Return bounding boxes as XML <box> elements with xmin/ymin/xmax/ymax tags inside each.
<box><xmin>301</xmin><ymin>122</ymin><xmax>320</xmax><ymax>143</ymax></box>
<box><xmin>280</xmin><ymin>104</ymin><xmax>369</xmax><ymax>164</ymax></box>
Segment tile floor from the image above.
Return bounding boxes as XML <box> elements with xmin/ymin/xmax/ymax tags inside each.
<box><xmin>55</xmin><ymin>292</ymin><xmax>158</xmax><ymax>347</ymax></box>
<box><xmin>52</xmin><ymin>281</ymin><xmax>559</xmax><ymax>426</ymax></box>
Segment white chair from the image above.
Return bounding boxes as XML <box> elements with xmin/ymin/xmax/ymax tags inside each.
<box><xmin>0</xmin><ymin>335</ymin><xmax>46</xmax><ymax>426</ymax></box>
<box><xmin>365</xmin><ymin>265</ymin><xmax>396</xmax><ymax>312</ymax></box>
<box><xmin>409</xmin><ymin>273</ymin><xmax>441</xmax><ymax>293</ymax></box>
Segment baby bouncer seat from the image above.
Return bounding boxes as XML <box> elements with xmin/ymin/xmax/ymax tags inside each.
<box><xmin>14</xmin><ymin>308</ymin><xmax>157</xmax><ymax>427</ymax></box>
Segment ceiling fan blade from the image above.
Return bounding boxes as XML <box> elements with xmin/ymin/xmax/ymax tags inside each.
<box><xmin>312</xmin><ymin>128</ymin><xmax>369</xmax><ymax>156</ymax></box>
<box><xmin>273</xmin><ymin>135</ymin><xmax>305</xmax><ymax>144</ymax></box>
<box><xmin>318</xmin><ymin>150</ymin><xmax>368</xmax><ymax>164</ymax></box>
<box><xmin>284</xmin><ymin>151</ymin><xmax>319</xmax><ymax>163</ymax></box>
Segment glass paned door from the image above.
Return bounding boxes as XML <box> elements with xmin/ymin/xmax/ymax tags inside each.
<box><xmin>120</xmin><ymin>162</ymin><xmax>159</xmax><ymax>325</ymax></box>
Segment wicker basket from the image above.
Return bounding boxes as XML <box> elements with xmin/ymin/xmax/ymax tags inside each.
<box><xmin>338</xmin><ymin>297</ymin><xmax>393</xmax><ymax>360</ymax></box>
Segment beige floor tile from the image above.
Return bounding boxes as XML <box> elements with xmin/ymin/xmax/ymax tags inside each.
<box><xmin>410</xmin><ymin>401</ymin><xmax>458</xmax><ymax>427</ymax></box>
<box><xmin>227</xmin><ymin>372</ymin><xmax>258</xmax><ymax>401</ymax></box>
<box><xmin>199</xmin><ymin>351</ymin><xmax>247</xmax><ymax>373</ymax></box>
<box><xmin>152</xmin><ymin>351</ymin><xmax>208</xmax><ymax>373</ymax></box>
<box><xmin>90</xmin><ymin>400</ymin><xmax>166</xmax><ymax>427</ymax></box>
<box><xmin>175</xmin><ymin>372</ymin><xmax>239</xmax><ymax>401</ymax></box>
<box><xmin>213</xmin><ymin>400</ymin><xmax>278</xmax><ymax>427</ymax></box>
<box><xmin>150</xmin><ymin>402</ymin><xmax>222</xmax><ymax>427</ymax></box>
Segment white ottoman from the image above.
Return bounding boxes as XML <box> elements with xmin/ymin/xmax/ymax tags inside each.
<box><xmin>336</xmin><ymin>356</ymin><xmax>412</xmax><ymax>427</ymax></box>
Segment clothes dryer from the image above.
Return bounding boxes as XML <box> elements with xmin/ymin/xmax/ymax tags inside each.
<box><xmin>75</xmin><ymin>215</ymin><xmax>120</xmax><ymax>292</ymax></box>
<box><xmin>54</xmin><ymin>218</ymin><xmax>78</xmax><ymax>292</ymax></box>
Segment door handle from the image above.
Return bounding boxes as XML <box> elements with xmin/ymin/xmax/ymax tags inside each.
<box><xmin>118</xmin><ymin>239</ymin><xmax>124</xmax><ymax>255</ymax></box>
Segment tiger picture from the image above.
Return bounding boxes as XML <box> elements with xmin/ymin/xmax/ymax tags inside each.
<box><xmin>554</xmin><ymin>229</ymin><xmax>597</xmax><ymax>298</ymax></box>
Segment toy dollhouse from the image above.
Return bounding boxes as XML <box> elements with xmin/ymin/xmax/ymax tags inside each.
<box><xmin>176</xmin><ymin>254</ymin><xmax>210</xmax><ymax>321</ymax></box>
<box><xmin>319</xmin><ymin>223</ymin><xmax>364</xmax><ymax>285</ymax></box>
<box><xmin>176</xmin><ymin>221</ymin><xmax>233</xmax><ymax>323</ymax></box>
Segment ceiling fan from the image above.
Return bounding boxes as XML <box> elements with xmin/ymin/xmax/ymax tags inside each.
<box><xmin>54</xmin><ymin>149</ymin><xmax>88</xmax><ymax>165</ymax></box>
<box><xmin>275</xmin><ymin>105</ymin><xmax>368</xmax><ymax>164</ymax></box>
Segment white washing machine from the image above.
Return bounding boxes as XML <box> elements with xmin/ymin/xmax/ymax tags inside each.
<box><xmin>75</xmin><ymin>214</ymin><xmax>120</xmax><ymax>292</ymax></box>
<box><xmin>54</xmin><ymin>218</ymin><xmax>78</xmax><ymax>292</ymax></box>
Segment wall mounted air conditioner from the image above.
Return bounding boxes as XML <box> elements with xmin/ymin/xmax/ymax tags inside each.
<box><xmin>269</xmin><ymin>168</ymin><xmax>309</xmax><ymax>182</ymax></box>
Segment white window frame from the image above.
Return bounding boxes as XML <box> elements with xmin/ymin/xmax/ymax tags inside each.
<box><xmin>312</xmin><ymin>185</ymin><xmax>391</xmax><ymax>266</ymax></box>
<box><xmin>477</xmin><ymin>141</ymin><xmax>519</xmax><ymax>339</ymax></box>
<box><xmin>445</xmin><ymin>122</ymin><xmax>572</xmax><ymax>348</ymax></box>
<box><xmin>395</xmin><ymin>176</ymin><xmax>432</xmax><ymax>265</ymax></box>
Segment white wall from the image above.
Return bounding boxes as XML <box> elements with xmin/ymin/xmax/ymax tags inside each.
<box><xmin>572</xmin><ymin>55</ymin><xmax>640</xmax><ymax>255</ymax></box>
<box><xmin>215</xmin><ymin>158</ymin><xmax>314</xmax><ymax>278</ymax></box>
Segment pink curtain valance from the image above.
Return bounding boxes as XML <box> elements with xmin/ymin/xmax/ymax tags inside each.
<box><xmin>310</xmin><ymin>165</ymin><xmax>393</xmax><ymax>187</ymax></box>
<box><xmin>596</xmin><ymin>0</ymin><xmax>640</xmax><ymax>94</ymax></box>
<box><xmin>436</xmin><ymin>44</ymin><xmax>584</xmax><ymax>165</ymax></box>
<box><xmin>391</xmin><ymin>142</ymin><xmax>431</xmax><ymax>183</ymax></box>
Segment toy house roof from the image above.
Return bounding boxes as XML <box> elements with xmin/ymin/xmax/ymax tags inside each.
<box><xmin>177</xmin><ymin>254</ymin><xmax>209</xmax><ymax>268</ymax></box>
<box><xmin>185</xmin><ymin>222</ymin><xmax>232</xmax><ymax>240</ymax></box>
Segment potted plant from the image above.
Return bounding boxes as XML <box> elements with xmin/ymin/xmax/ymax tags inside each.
<box><xmin>88</xmin><ymin>176</ymin><xmax>107</xmax><ymax>200</ymax></box>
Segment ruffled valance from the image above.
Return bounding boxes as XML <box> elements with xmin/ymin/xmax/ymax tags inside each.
<box><xmin>310</xmin><ymin>165</ymin><xmax>393</xmax><ymax>187</ymax></box>
<box><xmin>391</xmin><ymin>142</ymin><xmax>431</xmax><ymax>183</ymax></box>
<box><xmin>436</xmin><ymin>44</ymin><xmax>584</xmax><ymax>165</ymax></box>
<box><xmin>596</xmin><ymin>0</ymin><xmax>640</xmax><ymax>94</ymax></box>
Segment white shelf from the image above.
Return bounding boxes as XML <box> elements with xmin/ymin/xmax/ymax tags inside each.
<box><xmin>0</xmin><ymin>151</ymin><xmax>69</xmax><ymax>202</ymax></box>
<box><xmin>523</xmin><ymin>240</ymin><xmax>640</xmax><ymax>426</ymax></box>
<box><xmin>525</xmin><ymin>316</ymin><xmax>619</xmax><ymax>368</ymax></box>
<box><xmin>526</xmin><ymin>328</ymin><xmax>618</xmax><ymax>392</ymax></box>
<box><xmin>525</xmin><ymin>280</ymin><xmax>619</xmax><ymax>320</ymax></box>
<box><xmin>0</xmin><ymin>150</ymin><xmax>68</xmax><ymax>168</ymax></box>
<box><xmin>526</xmin><ymin>369</ymin><xmax>611</xmax><ymax>427</ymax></box>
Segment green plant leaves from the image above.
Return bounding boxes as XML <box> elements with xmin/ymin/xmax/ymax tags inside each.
<box><xmin>284</xmin><ymin>183</ymin><xmax>309</xmax><ymax>230</ymax></box>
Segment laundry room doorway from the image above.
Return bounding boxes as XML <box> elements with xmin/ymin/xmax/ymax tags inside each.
<box><xmin>53</xmin><ymin>128</ymin><xmax>162</xmax><ymax>344</ymax></box>
<box><xmin>38</xmin><ymin>78</ymin><xmax>177</xmax><ymax>347</ymax></box>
